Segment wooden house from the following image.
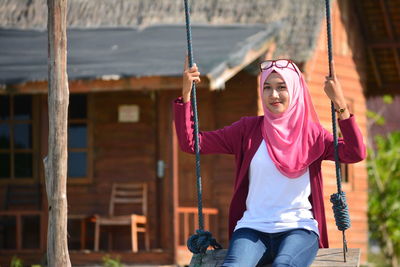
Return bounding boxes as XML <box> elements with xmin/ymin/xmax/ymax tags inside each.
<box><xmin>2</xmin><ymin>0</ymin><xmax>396</xmax><ymax>265</ymax></box>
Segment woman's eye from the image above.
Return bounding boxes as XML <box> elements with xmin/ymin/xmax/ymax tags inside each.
<box><xmin>264</xmin><ymin>86</ymin><xmax>271</xmax><ymax>90</ymax></box>
<box><xmin>278</xmin><ymin>86</ymin><xmax>286</xmax><ymax>91</ymax></box>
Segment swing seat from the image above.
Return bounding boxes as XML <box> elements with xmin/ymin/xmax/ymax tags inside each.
<box><xmin>189</xmin><ymin>248</ymin><xmax>360</xmax><ymax>267</ymax></box>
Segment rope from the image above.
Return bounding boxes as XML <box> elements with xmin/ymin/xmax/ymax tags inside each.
<box><xmin>183</xmin><ymin>0</ymin><xmax>222</xmax><ymax>255</ymax></box>
<box><xmin>187</xmin><ymin>230</ymin><xmax>223</xmax><ymax>254</ymax></box>
<box><xmin>325</xmin><ymin>0</ymin><xmax>350</xmax><ymax>262</ymax></box>
<box><xmin>330</xmin><ymin>192</ymin><xmax>351</xmax><ymax>231</ymax></box>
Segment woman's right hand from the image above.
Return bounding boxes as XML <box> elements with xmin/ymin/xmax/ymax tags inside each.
<box><xmin>182</xmin><ymin>57</ymin><xmax>201</xmax><ymax>103</ymax></box>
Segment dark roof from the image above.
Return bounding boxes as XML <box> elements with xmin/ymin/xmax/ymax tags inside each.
<box><xmin>0</xmin><ymin>0</ymin><xmax>327</xmax><ymax>89</ymax></box>
<box><xmin>0</xmin><ymin>0</ymin><xmax>325</xmax><ymax>62</ymax></box>
<box><xmin>0</xmin><ymin>24</ymin><xmax>280</xmax><ymax>87</ymax></box>
<box><xmin>353</xmin><ymin>0</ymin><xmax>400</xmax><ymax>96</ymax></box>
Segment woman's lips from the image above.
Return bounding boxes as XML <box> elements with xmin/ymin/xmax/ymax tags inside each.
<box><xmin>270</xmin><ymin>102</ymin><xmax>281</xmax><ymax>106</ymax></box>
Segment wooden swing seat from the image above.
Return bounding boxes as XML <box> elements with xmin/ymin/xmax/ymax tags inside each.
<box><xmin>189</xmin><ymin>248</ymin><xmax>360</xmax><ymax>267</ymax></box>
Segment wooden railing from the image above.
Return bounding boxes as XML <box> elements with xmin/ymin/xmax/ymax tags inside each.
<box><xmin>176</xmin><ymin>206</ymin><xmax>219</xmax><ymax>248</ymax></box>
<box><xmin>176</xmin><ymin>206</ymin><xmax>220</xmax><ymax>265</ymax></box>
<box><xmin>0</xmin><ymin>210</ymin><xmax>45</xmax><ymax>251</ymax></box>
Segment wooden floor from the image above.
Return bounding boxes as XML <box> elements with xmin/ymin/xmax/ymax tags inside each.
<box><xmin>0</xmin><ymin>250</ymin><xmax>173</xmax><ymax>267</ymax></box>
<box><xmin>312</xmin><ymin>248</ymin><xmax>360</xmax><ymax>267</ymax></box>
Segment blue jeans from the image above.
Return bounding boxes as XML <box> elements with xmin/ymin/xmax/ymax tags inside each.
<box><xmin>222</xmin><ymin>228</ymin><xmax>319</xmax><ymax>267</ymax></box>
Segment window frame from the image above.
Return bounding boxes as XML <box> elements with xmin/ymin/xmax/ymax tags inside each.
<box><xmin>66</xmin><ymin>93</ymin><xmax>93</xmax><ymax>184</ymax></box>
<box><xmin>339</xmin><ymin>97</ymin><xmax>355</xmax><ymax>191</ymax></box>
<box><xmin>0</xmin><ymin>94</ymin><xmax>39</xmax><ymax>184</ymax></box>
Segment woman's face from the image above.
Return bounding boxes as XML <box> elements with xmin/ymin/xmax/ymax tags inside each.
<box><xmin>262</xmin><ymin>72</ymin><xmax>290</xmax><ymax>114</ymax></box>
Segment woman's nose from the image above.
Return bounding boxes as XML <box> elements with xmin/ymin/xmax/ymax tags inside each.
<box><xmin>271</xmin><ymin>89</ymin><xmax>279</xmax><ymax>98</ymax></box>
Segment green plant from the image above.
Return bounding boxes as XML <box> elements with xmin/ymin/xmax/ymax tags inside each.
<box><xmin>367</xmin><ymin>131</ymin><xmax>400</xmax><ymax>267</ymax></box>
<box><xmin>102</xmin><ymin>254</ymin><xmax>123</xmax><ymax>267</ymax></box>
<box><xmin>10</xmin><ymin>256</ymin><xmax>23</xmax><ymax>267</ymax></box>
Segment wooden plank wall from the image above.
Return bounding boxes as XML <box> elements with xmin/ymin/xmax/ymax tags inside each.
<box><xmin>177</xmin><ymin>90</ymin><xmax>215</xmax><ymax>209</ymax></box>
<box><xmin>66</xmin><ymin>91</ymin><xmax>160</xmax><ymax>251</ymax></box>
<box><xmin>212</xmin><ymin>71</ymin><xmax>259</xmax><ymax>247</ymax></box>
<box><xmin>304</xmin><ymin>0</ymin><xmax>368</xmax><ymax>263</ymax></box>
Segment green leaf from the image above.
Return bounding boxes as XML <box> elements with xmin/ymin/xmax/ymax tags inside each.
<box><xmin>367</xmin><ymin>110</ymin><xmax>385</xmax><ymax>125</ymax></box>
<box><xmin>383</xmin><ymin>95</ymin><xmax>393</xmax><ymax>104</ymax></box>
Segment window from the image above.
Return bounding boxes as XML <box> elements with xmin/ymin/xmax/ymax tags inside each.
<box><xmin>0</xmin><ymin>95</ymin><xmax>34</xmax><ymax>180</ymax></box>
<box><xmin>67</xmin><ymin>94</ymin><xmax>91</xmax><ymax>181</ymax></box>
<box><xmin>337</xmin><ymin>123</ymin><xmax>351</xmax><ymax>184</ymax></box>
<box><xmin>340</xmin><ymin>161</ymin><xmax>350</xmax><ymax>183</ymax></box>
<box><xmin>339</xmin><ymin>97</ymin><xmax>354</xmax><ymax>186</ymax></box>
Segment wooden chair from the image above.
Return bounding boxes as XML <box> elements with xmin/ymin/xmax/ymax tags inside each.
<box><xmin>93</xmin><ymin>183</ymin><xmax>149</xmax><ymax>252</ymax></box>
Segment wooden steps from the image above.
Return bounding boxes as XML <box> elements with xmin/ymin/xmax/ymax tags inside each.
<box><xmin>189</xmin><ymin>248</ymin><xmax>360</xmax><ymax>267</ymax></box>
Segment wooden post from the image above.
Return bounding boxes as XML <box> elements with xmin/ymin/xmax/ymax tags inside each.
<box><xmin>44</xmin><ymin>0</ymin><xmax>71</xmax><ymax>266</ymax></box>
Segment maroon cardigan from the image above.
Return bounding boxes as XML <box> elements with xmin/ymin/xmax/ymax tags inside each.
<box><xmin>173</xmin><ymin>97</ymin><xmax>366</xmax><ymax>248</ymax></box>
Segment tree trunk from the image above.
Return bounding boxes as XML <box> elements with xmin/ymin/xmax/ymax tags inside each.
<box><xmin>45</xmin><ymin>0</ymin><xmax>71</xmax><ymax>266</ymax></box>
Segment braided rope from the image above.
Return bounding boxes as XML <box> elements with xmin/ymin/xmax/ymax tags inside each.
<box><xmin>325</xmin><ymin>0</ymin><xmax>350</xmax><ymax>262</ymax></box>
<box><xmin>187</xmin><ymin>229</ymin><xmax>223</xmax><ymax>254</ymax></box>
<box><xmin>183</xmin><ymin>0</ymin><xmax>222</xmax><ymax>254</ymax></box>
<box><xmin>330</xmin><ymin>192</ymin><xmax>351</xmax><ymax>231</ymax></box>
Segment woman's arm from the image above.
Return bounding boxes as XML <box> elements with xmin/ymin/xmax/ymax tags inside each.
<box><xmin>322</xmin><ymin>115</ymin><xmax>366</xmax><ymax>163</ymax></box>
<box><xmin>173</xmin><ymin>98</ymin><xmax>243</xmax><ymax>155</ymax></box>
<box><xmin>322</xmin><ymin>63</ymin><xmax>366</xmax><ymax>162</ymax></box>
<box><xmin>174</xmin><ymin>57</ymin><xmax>242</xmax><ymax>155</ymax></box>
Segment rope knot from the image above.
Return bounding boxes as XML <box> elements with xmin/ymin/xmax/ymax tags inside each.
<box><xmin>187</xmin><ymin>229</ymin><xmax>223</xmax><ymax>254</ymax></box>
<box><xmin>330</xmin><ymin>191</ymin><xmax>351</xmax><ymax>231</ymax></box>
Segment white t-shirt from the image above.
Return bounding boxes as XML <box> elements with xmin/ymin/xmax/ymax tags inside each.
<box><xmin>234</xmin><ymin>140</ymin><xmax>320</xmax><ymax>236</ymax></box>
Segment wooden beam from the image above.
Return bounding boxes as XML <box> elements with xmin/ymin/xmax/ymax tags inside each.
<box><xmin>368</xmin><ymin>41</ymin><xmax>400</xmax><ymax>48</ymax></box>
<box><xmin>379</xmin><ymin>0</ymin><xmax>394</xmax><ymax>39</ymax></box>
<box><xmin>4</xmin><ymin>75</ymin><xmax>210</xmax><ymax>94</ymax></box>
<box><xmin>351</xmin><ymin>0</ymin><xmax>384</xmax><ymax>88</ymax></box>
<box><xmin>379</xmin><ymin>0</ymin><xmax>400</xmax><ymax>79</ymax></box>
<box><xmin>172</xmin><ymin>117</ymin><xmax>179</xmax><ymax>264</ymax></box>
<box><xmin>366</xmin><ymin>82</ymin><xmax>400</xmax><ymax>96</ymax></box>
<box><xmin>207</xmin><ymin>40</ymin><xmax>275</xmax><ymax>90</ymax></box>
<box><xmin>45</xmin><ymin>0</ymin><xmax>71</xmax><ymax>266</ymax></box>
<box><xmin>367</xmin><ymin>48</ymin><xmax>382</xmax><ymax>87</ymax></box>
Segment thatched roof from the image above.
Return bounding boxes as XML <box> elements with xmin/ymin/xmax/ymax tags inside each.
<box><xmin>0</xmin><ymin>0</ymin><xmax>325</xmax><ymax>61</ymax></box>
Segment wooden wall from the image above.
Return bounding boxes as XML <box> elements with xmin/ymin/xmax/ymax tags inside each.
<box><xmin>66</xmin><ymin>91</ymin><xmax>161</xmax><ymax>250</ymax></box>
<box><xmin>304</xmin><ymin>0</ymin><xmax>368</xmax><ymax>263</ymax></box>
<box><xmin>212</xmin><ymin>71</ymin><xmax>259</xmax><ymax>247</ymax></box>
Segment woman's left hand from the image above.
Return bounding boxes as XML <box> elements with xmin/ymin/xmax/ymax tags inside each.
<box><xmin>324</xmin><ymin>75</ymin><xmax>346</xmax><ymax>107</ymax></box>
<box><xmin>323</xmin><ymin>64</ymin><xmax>350</xmax><ymax>119</ymax></box>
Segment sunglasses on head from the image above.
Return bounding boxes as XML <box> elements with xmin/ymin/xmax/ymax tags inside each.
<box><xmin>260</xmin><ymin>59</ymin><xmax>299</xmax><ymax>75</ymax></box>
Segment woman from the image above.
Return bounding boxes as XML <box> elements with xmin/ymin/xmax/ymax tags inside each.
<box><xmin>174</xmin><ymin>59</ymin><xmax>366</xmax><ymax>267</ymax></box>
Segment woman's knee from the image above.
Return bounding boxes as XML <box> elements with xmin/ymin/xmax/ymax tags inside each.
<box><xmin>272</xmin><ymin>254</ymin><xmax>294</xmax><ymax>267</ymax></box>
<box><xmin>222</xmin><ymin>228</ymin><xmax>269</xmax><ymax>267</ymax></box>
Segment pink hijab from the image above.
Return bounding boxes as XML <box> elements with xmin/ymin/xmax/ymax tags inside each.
<box><xmin>259</xmin><ymin>62</ymin><xmax>325</xmax><ymax>178</ymax></box>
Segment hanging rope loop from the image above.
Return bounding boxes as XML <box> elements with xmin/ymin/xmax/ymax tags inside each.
<box><xmin>330</xmin><ymin>191</ymin><xmax>351</xmax><ymax>231</ymax></box>
<box><xmin>187</xmin><ymin>229</ymin><xmax>223</xmax><ymax>254</ymax></box>
<box><xmin>183</xmin><ymin>0</ymin><xmax>222</xmax><ymax>255</ymax></box>
<box><xmin>183</xmin><ymin>0</ymin><xmax>204</xmax><ymax>232</ymax></box>
<box><xmin>325</xmin><ymin>0</ymin><xmax>350</xmax><ymax>261</ymax></box>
